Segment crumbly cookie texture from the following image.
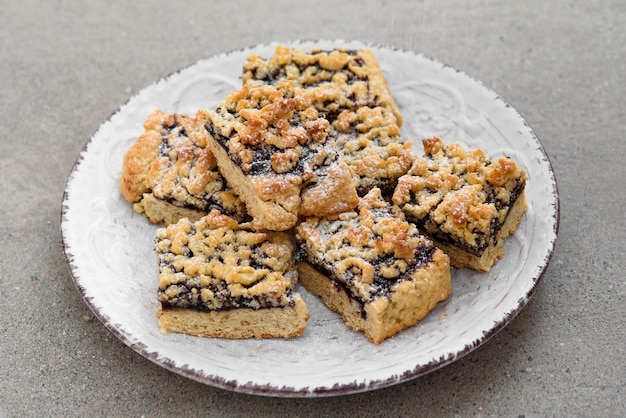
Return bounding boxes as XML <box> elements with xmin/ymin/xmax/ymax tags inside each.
<box><xmin>242</xmin><ymin>46</ymin><xmax>414</xmax><ymax>195</ymax></box>
<box><xmin>198</xmin><ymin>82</ymin><xmax>359</xmax><ymax>231</ymax></box>
<box><xmin>120</xmin><ymin>110</ymin><xmax>246</xmax><ymax>225</ymax></box>
<box><xmin>392</xmin><ymin>136</ymin><xmax>528</xmax><ymax>272</ymax></box>
<box><xmin>295</xmin><ymin>188</ymin><xmax>451</xmax><ymax>344</ymax></box>
<box><xmin>155</xmin><ymin>209</ymin><xmax>309</xmax><ymax>339</ymax></box>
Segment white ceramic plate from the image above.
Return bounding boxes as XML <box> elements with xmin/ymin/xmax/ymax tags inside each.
<box><xmin>61</xmin><ymin>40</ymin><xmax>559</xmax><ymax>397</ymax></box>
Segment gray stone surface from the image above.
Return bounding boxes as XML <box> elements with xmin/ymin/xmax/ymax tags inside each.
<box><xmin>1</xmin><ymin>0</ymin><xmax>624</xmax><ymax>416</ymax></box>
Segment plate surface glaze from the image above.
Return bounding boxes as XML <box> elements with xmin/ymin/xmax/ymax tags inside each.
<box><xmin>61</xmin><ymin>40</ymin><xmax>559</xmax><ymax>397</ymax></box>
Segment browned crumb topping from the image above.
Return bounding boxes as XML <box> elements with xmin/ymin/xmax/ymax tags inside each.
<box><xmin>296</xmin><ymin>188</ymin><xmax>438</xmax><ymax>302</ymax></box>
<box><xmin>243</xmin><ymin>46</ymin><xmax>403</xmax><ymax>123</ymax></box>
<box><xmin>205</xmin><ymin>83</ymin><xmax>333</xmax><ymax>178</ymax></box>
<box><xmin>156</xmin><ymin>209</ymin><xmax>298</xmax><ymax>310</ymax></box>
<box><xmin>392</xmin><ymin>136</ymin><xmax>527</xmax><ymax>255</ymax></box>
<box><xmin>332</xmin><ymin>107</ymin><xmax>414</xmax><ymax>194</ymax></box>
<box><xmin>242</xmin><ymin>46</ymin><xmax>414</xmax><ymax>195</ymax></box>
<box><xmin>120</xmin><ymin>110</ymin><xmax>246</xmax><ymax>220</ymax></box>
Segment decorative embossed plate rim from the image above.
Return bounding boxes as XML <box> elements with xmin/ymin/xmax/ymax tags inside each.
<box><xmin>61</xmin><ymin>40</ymin><xmax>559</xmax><ymax>397</ymax></box>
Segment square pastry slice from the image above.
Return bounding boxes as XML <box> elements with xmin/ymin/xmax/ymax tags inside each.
<box><xmin>295</xmin><ymin>188</ymin><xmax>451</xmax><ymax>344</ymax></box>
<box><xmin>120</xmin><ymin>110</ymin><xmax>246</xmax><ymax>225</ymax></box>
<box><xmin>155</xmin><ymin>209</ymin><xmax>309</xmax><ymax>339</ymax></box>
<box><xmin>242</xmin><ymin>46</ymin><xmax>414</xmax><ymax>196</ymax></box>
<box><xmin>392</xmin><ymin>136</ymin><xmax>528</xmax><ymax>272</ymax></box>
<box><xmin>198</xmin><ymin>83</ymin><xmax>359</xmax><ymax>231</ymax></box>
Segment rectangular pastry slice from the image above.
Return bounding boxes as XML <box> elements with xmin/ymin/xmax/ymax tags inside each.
<box><xmin>120</xmin><ymin>110</ymin><xmax>246</xmax><ymax>225</ymax></box>
<box><xmin>295</xmin><ymin>188</ymin><xmax>451</xmax><ymax>344</ymax></box>
<box><xmin>155</xmin><ymin>209</ymin><xmax>309</xmax><ymax>339</ymax></box>
<box><xmin>242</xmin><ymin>46</ymin><xmax>404</xmax><ymax>125</ymax></box>
<box><xmin>198</xmin><ymin>83</ymin><xmax>359</xmax><ymax>231</ymax></box>
<box><xmin>242</xmin><ymin>46</ymin><xmax>414</xmax><ymax>196</ymax></box>
<box><xmin>392</xmin><ymin>136</ymin><xmax>528</xmax><ymax>272</ymax></box>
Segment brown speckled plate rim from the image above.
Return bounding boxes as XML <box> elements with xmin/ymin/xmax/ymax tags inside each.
<box><xmin>60</xmin><ymin>39</ymin><xmax>560</xmax><ymax>397</ymax></box>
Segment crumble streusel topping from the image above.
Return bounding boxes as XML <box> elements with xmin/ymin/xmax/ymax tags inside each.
<box><xmin>156</xmin><ymin>209</ymin><xmax>298</xmax><ymax>311</ymax></box>
<box><xmin>243</xmin><ymin>46</ymin><xmax>403</xmax><ymax>123</ymax></box>
<box><xmin>392</xmin><ymin>136</ymin><xmax>527</xmax><ymax>254</ymax></box>
<box><xmin>204</xmin><ymin>83</ymin><xmax>333</xmax><ymax>179</ymax></box>
<box><xmin>332</xmin><ymin>106</ymin><xmax>414</xmax><ymax>194</ymax></box>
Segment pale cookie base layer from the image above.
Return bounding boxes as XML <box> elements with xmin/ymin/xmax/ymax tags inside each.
<box><xmin>435</xmin><ymin>191</ymin><xmax>528</xmax><ymax>272</ymax></box>
<box><xmin>157</xmin><ymin>295</ymin><xmax>309</xmax><ymax>339</ymax></box>
<box><xmin>296</xmin><ymin>250</ymin><xmax>451</xmax><ymax>344</ymax></box>
<box><xmin>133</xmin><ymin>193</ymin><xmax>207</xmax><ymax>225</ymax></box>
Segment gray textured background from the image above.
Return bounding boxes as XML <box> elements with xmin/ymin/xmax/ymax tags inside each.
<box><xmin>1</xmin><ymin>1</ymin><xmax>625</xmax><ymax>416</ymax></box>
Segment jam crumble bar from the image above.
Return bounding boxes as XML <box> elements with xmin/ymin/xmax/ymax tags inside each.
<box><xmin>156</xmin><ymin>209</ymin><xmax>309</xmax><ymax>339</ymax></box>
<box><xmin>242</xmin><ymin>46</ymin><xmax>414</xmax><ymax>196</ymax></box>
<box><xmin>295</xmin><ymin>188</ymin><xmax>451</xmax><ymax>344</ymax></box>
<box><xmin>393</xmin><ymin>136</ymin><xmax>528</xmax><ymax>272</ymax></box>
<box><xmin>199</xmin><ymin>83</ymin><xmax>359</xmax><ymax>231</ymax></box>
<box><xmin>120</xmin><ymin>110</ymin><xmax>246</xmax><ymax>225</ymax></box>
<box><xmin>242</xmin><ymin>46</ymin><xmax>403</xmax><ymax>124</ymax></box>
